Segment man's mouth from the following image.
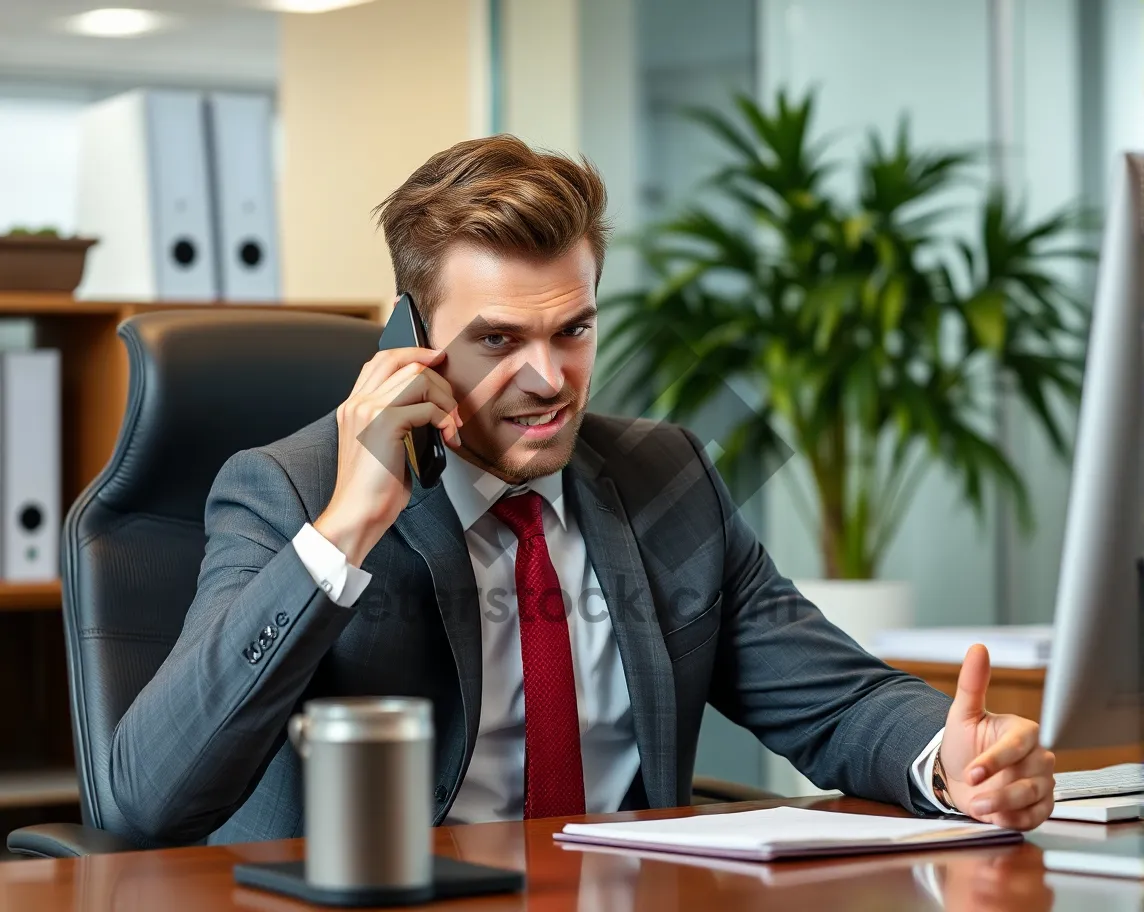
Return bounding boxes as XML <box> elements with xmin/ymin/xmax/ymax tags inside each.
<box><xmin>501</xmin><ymin>404</ymin><xmax>573</xmax><ymax>438</ymax></box>
<box><xmin>507</xmin><ymin>408</ymin><xmax>563</xmax><ymax>427</ymax></box>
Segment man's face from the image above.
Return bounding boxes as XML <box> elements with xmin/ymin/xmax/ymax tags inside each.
<box><xmin>425</xmin><ymin>239</ymin><xmax>597</xmax><ymax>485</ymax></box>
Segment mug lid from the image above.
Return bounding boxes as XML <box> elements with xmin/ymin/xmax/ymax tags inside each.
<box><xmin>300</xmin><ymin>697</ymin><xmax>433</xmax><ymax>743</ymax></box>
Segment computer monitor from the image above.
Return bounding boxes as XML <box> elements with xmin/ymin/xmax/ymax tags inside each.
<box><xmin>1040</xmin><ymin>151</ymin><xmax>1144</xmax><ymax>752</ymax></box>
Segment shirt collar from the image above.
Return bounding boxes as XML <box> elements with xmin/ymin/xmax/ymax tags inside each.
<box><xmin>440</xmin><ymin>447</ymin><xmax>567</xmax><ymax>533</ymax></box>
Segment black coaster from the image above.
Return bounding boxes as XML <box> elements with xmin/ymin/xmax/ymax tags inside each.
<box><xmin>233</xmin><ymin>856</ymin><xmax>524</xmax><ymax>907</ymax></box>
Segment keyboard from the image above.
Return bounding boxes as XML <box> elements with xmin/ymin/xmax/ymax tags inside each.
<box><xmin>1054</xmin><ymin>763</ymin><xmax>1144</xmax><ymax>802</ymax></box>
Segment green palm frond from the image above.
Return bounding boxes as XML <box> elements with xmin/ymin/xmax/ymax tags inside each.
<box><xmin>600</xmin><ymin>89</ymin><xmax>1092</xmax><ymax>579</ymax></box>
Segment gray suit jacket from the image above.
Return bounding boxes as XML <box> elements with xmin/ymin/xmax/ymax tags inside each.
<box><xmin>109</xmin><ymin>411</ymin><xmax>952</xmax><ymax>846</ymax></box>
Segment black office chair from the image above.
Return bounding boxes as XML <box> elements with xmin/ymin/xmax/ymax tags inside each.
<box><xmin>6</xmin><ymin>309</ymin><xmax>382</xmax><ymax>858</ymax></box>
<box><xmin>6</xmin><ymin>308</ymin><xmax>775</xmax><ymax>859</ymax></box>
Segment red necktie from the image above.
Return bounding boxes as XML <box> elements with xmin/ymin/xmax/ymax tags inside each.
<box><xmin>490</xmin><ymin>491</ymin><xmax>586</xmax><ymax>819</ymax></box>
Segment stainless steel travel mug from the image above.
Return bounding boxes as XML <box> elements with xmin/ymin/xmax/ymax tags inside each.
<box><xmin>287</xmin><ymin>696</ymin><xmax>434</xmax><ymax>890</ymax></box>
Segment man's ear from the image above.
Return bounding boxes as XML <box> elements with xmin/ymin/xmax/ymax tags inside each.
<box><xmin>381</xmin><ymin>295</ymin><xmax>401</xmax><ymax>326</ymax></box>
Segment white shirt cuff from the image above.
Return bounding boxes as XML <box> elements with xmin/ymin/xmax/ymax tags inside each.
<box><xmin>292</xmin><ymin>522</ymin><xmax>373</xmax><ymax>607</ymax></box>
<box><xmin>910</xmin><ymin>727</ymin><xmax>963</xmax><ymax>814</ymax></box>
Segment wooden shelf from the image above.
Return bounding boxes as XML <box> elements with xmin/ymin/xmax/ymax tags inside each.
<box><xmin>0</xmin><ymin>769</ymin><xmax>78</xmax><ymax>809</ymax></box>
<box><xmin>0</xmin><ymin>580</ymin><xmax>61</xmax><ymax>612</ymax></box>
<box><xmin>0</xmin><ymin>292</ymin><xmax>383</xmax><ymax>320</ymax></box>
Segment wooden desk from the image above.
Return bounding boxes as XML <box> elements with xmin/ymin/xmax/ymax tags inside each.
<box><xmin>2</xmin><ymin>796</ymin><xmax>1139</xmax><ymax>911</ymax></box>
<box><xmin>889</xmin><ymin>660</ymin><xmax>1144</xmax><ymax>773</ymax></box>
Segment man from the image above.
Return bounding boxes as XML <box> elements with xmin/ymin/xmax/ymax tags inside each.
<box><xmin>110</xmin><ymin>136</ymin><xmax>1054</xmax><ymax>846</ymax></box>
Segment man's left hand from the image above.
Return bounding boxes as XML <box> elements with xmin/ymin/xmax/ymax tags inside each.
<box><xmin>940</xmin><ymin>644</ymin><xmax>1056</xmax><ymax>830</ymax></box>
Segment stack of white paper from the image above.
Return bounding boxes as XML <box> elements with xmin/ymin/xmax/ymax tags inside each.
<box><xmin>554</xmin><ymin>807</ymin><xmax>1022</xmax><ymax>862</ymax></box>
<box><xmin>872</xmin><ymin>625</ymin><xmax>1053</xmax><ymax>668</ymax></box>
<box><xmin>1048</xmin><ymin>795</ymin><xmax>1144</xmax><ymax>824</ymax></box>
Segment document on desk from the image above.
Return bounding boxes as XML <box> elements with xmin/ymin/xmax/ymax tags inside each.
<box><xmin>554</xmin><ymin>807</ymin><xmax>1022</xmax><ymax>862</ymax></box>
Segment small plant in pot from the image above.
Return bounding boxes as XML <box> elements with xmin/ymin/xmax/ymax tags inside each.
<box><xmin>599</xmin><ymin>89</ymin><xmax>1092</xmax><ymax>647</ymax></box>
<box><xmin>0</xmin><ymin>225</ymin><xmax>98</xmax><ymax>294</ymax></box>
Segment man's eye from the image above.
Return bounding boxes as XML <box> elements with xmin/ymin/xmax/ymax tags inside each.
<box><xmin>563</xmin><ymin>324</ymin><xmax>591</xmax><ymax>337</ymax></box>
<box><xmin>481</xmin><ymin>334</ymin><xmax>509</xmax><ymax>349</ymax></box>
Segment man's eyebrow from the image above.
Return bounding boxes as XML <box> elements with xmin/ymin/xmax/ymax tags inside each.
<box><xmin>462</xmin><ymin>305</ymin><xmax>599</xmax><ymax>338</ymax></box>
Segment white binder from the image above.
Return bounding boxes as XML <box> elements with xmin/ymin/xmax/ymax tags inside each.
<box><xmin>205</xmin><ymin>92</ymin><xmax>281</xmax><ymax>301</ymax></box>
<box><xmin>76</xmin><ymin>89</ymin><xmax>218</xmax><ymax>301</ymax></box>
<box><xmin>0</xmin><ymin>350</ymin><xmax>61</xmax><ymax>581</ymax></box>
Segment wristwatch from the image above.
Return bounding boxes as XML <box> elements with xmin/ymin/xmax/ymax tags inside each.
<box><xmin>932</xmin><ymin>750</ymin><xmax>957</xmax><ymax>813</ymax></box>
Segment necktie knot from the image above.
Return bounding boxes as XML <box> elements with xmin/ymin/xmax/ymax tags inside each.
<box><xmin>490</xmin><ymin>490</ymin><xmax>545</xmax><ymax>541</ymax></box>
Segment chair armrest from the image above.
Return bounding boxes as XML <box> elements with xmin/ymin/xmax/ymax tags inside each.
<box><xmin>690</xmin><ymin>776</ymin><xmax>783</xmax><ymax>805</ymax></box>
<box><xmin>7</xmin><ymin>823</ymin><xmax>140</xmax><ymax>858</ymax></box>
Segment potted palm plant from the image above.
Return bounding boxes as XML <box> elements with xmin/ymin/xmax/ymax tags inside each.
<box><xmin>600</xmin><ymin>89</ymin><xmax>1091</xmax><ymax>645</ymax></box>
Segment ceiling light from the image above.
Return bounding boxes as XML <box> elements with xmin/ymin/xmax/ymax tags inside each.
<box><xmin>259</xmin><ymin>0</ymin><xmax>376</xmax><ymax>13</ymax></box>
<box><xmin>62</xmin><ymin>8</ymin><xmax>168</xmax><ymax>37</ymax></box>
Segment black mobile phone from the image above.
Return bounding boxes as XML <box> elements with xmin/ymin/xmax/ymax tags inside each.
<box><xmin>377</xmin><ymin>292</ymin><xmax>447</xmax><ymax>488</ymax></box>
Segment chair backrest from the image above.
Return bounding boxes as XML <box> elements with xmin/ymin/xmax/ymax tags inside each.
<box><xmin>62</xmin><ymin>308</ymin><xmax>381</xmax><ymax>836</ymax></box>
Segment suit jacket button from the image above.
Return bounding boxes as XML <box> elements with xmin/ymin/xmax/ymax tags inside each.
<box><xmin>243</xmin><ymin>643</ymin><xmax>262</xmax><ymax>664</ymax></box>
<box><xmin>275</xmin><ymin>612</ymin><xmax>290</xmax><ymax>627</ymax></box>
<box><xmin>258</xmin><ymin>626</ymin><xmax>278</xmax><ymax>649</ymax></box>
<box><xmin>434</xmin><ymin>785</ymin><xmax>447</xmax><ymax>803</ymax></box>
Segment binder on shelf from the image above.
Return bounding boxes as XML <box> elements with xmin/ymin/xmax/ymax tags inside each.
<box><xmin>76</xmin><ymin>89</ymin><xmax>218</xmax><ymax>301</ymax></box>
<box><xmin>205</xmin><ymin>92</ymin><xmax>281</xmax><ymax>302</ymax></box>
<box><xmin>0</xmin><ymin>350</ymin><xmax>61</xmax><ymax>582</ymax></box>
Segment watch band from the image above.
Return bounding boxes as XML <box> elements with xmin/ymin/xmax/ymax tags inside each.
<box><xmin>932</xmin><ymin>750</ymin><xmax>956</xmax><ymax>812</ymax></box>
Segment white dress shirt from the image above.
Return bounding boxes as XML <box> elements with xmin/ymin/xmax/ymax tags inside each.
<box><xmin>291</xmin><ymin>451</ymin><xmax>952</xmax><ymax>820</ymax></box>
<box><xmin>294</xmin><ymin>448</ymin><xmax>640</xmax><ymax>822</ymax></box>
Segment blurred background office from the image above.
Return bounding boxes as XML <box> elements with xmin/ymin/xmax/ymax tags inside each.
<box><xmin>0</xmin><ymin>0</ymin><xmax>1140</xmax><ymax>825</ymax></box>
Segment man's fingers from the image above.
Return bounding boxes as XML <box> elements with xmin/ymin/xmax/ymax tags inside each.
<box><xmin>371</xmin><ymin>369</ymin><xmax>459</xmax><ymax>420</ymax></box>
<box><xmin>963</xmin><ymin>746</ymin><xmax>1055</xmax><ymax>826</ymax></box>
<box><xmin>965</xmin><ymin>724</ymin><xmax>1041</xmax><ymax>783</ymax></box>
<box><xmin>375</xmin><ymin>359</ymin><xmax>462</xmax><ymax>428</ymax></box>
<box><xmin>406</xmin><ymin>365</ymin><xmax>463</xmax><ymax>425</ymax></box>
<box><xmin>351</xmin><ymin>346</ymin><xmax>445</xmax><ymax>398</ymax></box>
<box><xmin>949</xmin><ymin>644</ymin><xmax>991</xmax><ymax>726</ymax></box>
<box><xmin>989</xmin><ymin>794</ymin><xmax>1054</xmax><ymax>832</ymax></box>
<box><xmin>397</xmin><ymin>401</ymin><xmax>462</xmax><ymax>446</ymax></box>
<box><xmin>969</xmin><ymin>770</ymin><xmax>1053</xmax><ymax>817</ymax></box>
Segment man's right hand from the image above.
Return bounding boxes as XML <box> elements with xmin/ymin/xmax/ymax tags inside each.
<box><xmin>313</xmin><ymin>346</ymin><xmax>463</xmax><ymax>567</ymax></box>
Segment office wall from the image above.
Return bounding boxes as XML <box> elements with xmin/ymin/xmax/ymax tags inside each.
<box><xmin>0</xmin><ymin>88</ymin><xmax>90</xmax><ymax>349</ymax></box>
<box><xmin>278</xmin><ymin>0</ymin><xmax>488</xmax><ymax>304</ymax></box>
<box><xmin>1105</xmin><ymin>0</ymin><xmax>1144</xmax><ymax>182</ymax></box>
<box><xmin>279</xmin><ymin>0</ymin><xmax>610</xmax><ymax>304</ymax></box>
<box><xmin>1005</xmin><ymin>0</ymin><xmax>1084</xmax><ymax>626</ymax></box>
<box><xmin>501</xmin><ymin>0</ymin><xmax>579</xmax><ymax>155</ymax></box>
<box><xmin>0</xmin><ymin>96</ymin><xmax>81</xmax><ymax>236</ymax></box>
<box><xmin>579</xmin><ymin>0</ymin><xmax>641</xmax><ymax>304</ymax></box>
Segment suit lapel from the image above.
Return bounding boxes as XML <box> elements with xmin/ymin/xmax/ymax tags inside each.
<box><xmin>567</xmin><ymin>439</ymin><xmax>678</xmax><ymax>809</ymax></box>
<box><xmin>391</xmin><ymin>476</ymin><xmax>483</xmax><ymax>766</ymax></box>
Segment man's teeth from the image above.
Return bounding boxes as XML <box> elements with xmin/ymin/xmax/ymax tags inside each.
<box><xmin>510</xmin><ymin>410</ymin><xmax>559</xmax><ymax>426</ymax></box>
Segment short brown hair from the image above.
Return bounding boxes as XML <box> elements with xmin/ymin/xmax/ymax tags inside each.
<box><xmin>374</xmin><ymin>135</ymin><xmax>610</xmax><ymax>320</ymax></box>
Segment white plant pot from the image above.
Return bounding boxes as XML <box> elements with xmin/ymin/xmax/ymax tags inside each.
<box><xmin>764</xmin><ymin>579</ymin><xmax>915</xmax><ymax>798</ymax></box>
<box><xmin>792</xmin><ymin>579</ymin><xmax>915</xmax><ymax>654</ymax></box>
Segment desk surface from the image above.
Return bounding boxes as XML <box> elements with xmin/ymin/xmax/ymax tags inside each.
<box><xmin>2</xmin><ymin>796</ymin><xmax>1141</xmax><ymax>911</ymax></box>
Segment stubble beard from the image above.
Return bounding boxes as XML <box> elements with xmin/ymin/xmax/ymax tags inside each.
<box><xmin>456</xmin><ymin>404</ymin><xmax>587</xmax><ymax>485</ymax></box>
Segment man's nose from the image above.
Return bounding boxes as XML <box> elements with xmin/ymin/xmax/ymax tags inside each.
<box><xmin>514</xmin><ymin>344</ymin><xmax>564</xmax><ymax>399</ymax></box>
